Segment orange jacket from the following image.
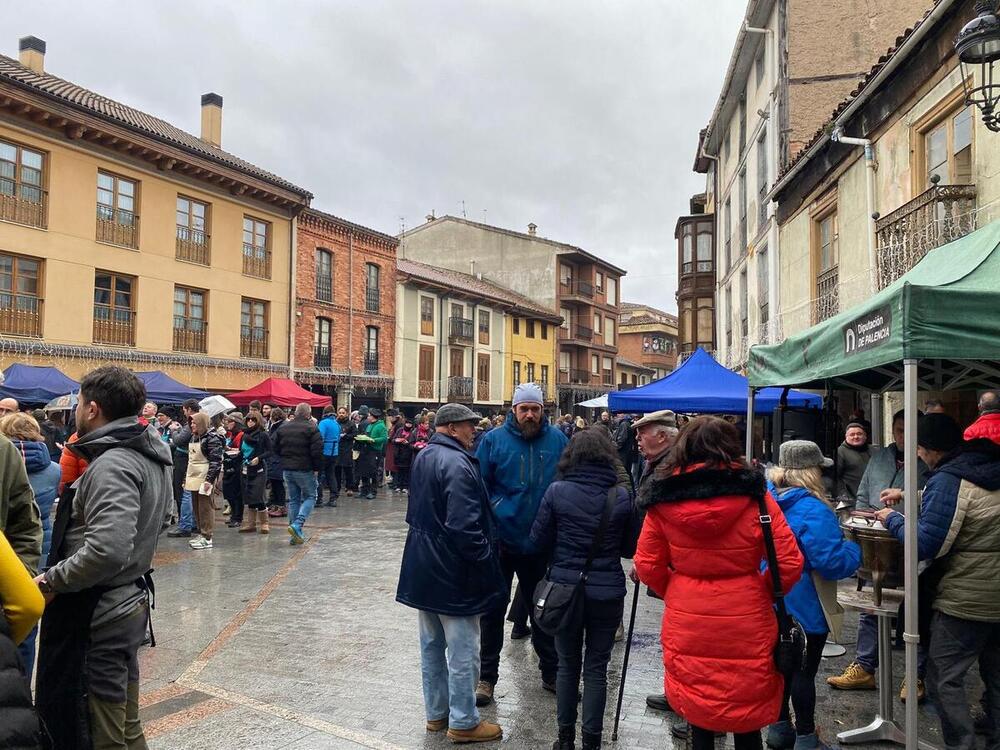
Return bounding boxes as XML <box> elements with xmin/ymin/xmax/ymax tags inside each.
<box><xmin>58</xmin><ymin>432</ymin><xmax>89</xmax><ymax>494</ymax></box>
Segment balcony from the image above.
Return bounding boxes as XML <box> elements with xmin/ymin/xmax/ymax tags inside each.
<box><xmin>176</xmin><ymin>226</ymin><xmax>210</xmax><ymax>265</ymax></box>
<box><xmin>0</xmin><ymin>294</ymin><xmax>42</xmax><ymax>337</ymax></box>
<box><xmin>96</xmin><ymin>205</ymin><xmax>139</xmax><ymax>248</ymax></box>
<box><xmin>173</xmin><ymin>321</ymin><xmax>206</xmax><ymax>353</ymax></box>
<box><xmin>242</xmin><ymin>243</ymin><xmax>271</xmax><ymax>279</ymax></box>
<box><xmin>240</xmin><ymin>326</ymin><xmax>268</xmax><ymax>360</ymax></box>
<box><xmin>447</xmin><ymin>376</ymin><xmax>474</xmax><ymax>402</ymax></box>
<box><xmin>448</xmin><ymin>316</ymin><xmax>474</xmax><ymax>343</ymax></box>
<box><xmin>875</xmin><ymin>184</ymin><xmax>977</xmax><ymax>290</ymax></box>
<box><xmin>814</xmin><ymin>266</ymin><xmax>839</xmax><ymax>323</ymax></box>
<box><xmin>559</xmin><ymin>279</ymin><xmax>594</xmax><ymax>301</ymax></box>
<box><xmin>363</xmin><ymin>351</ymin><xmax>379</xmax><ymax>375</ymax></box>
<box><xmin>0</xmin><ymin>188</ymin><xmax>46</xmax><ymax>229</ymax></box>
<box><xmin>558</xmin><ymin>324</ymin><xmax>594</xmax><ymax>346</ymax></box>
<box><xmin>93</xmin><ymin>307</ymin><xmax>135</xmax><ymax>346</ymax></box>
<box><xmin>365</xmin><ymin>287</ymin><xmax>380</xmax><ymax>313</ymax></box>
<box><xmin>558</xmin><ymin>368</ymin><xmax>591</xmax><ymax>385</ymax></box>
<box><xmin>316</xmin><ymin>276</ymin><xmax>333</xmax><ymax>302</ymax></box>
<box><xmin>477</xmin><ymin>379</ymin><xmax>490</xmax><ymax>401</ymax></box>
<box><xmin>313</xmin><ymin>344</ymin><xmax>331</xmax><ymax>370</ymax></box>
<box><xmin>418</xmin><ymin>380</ymin><xmax>434</xmax><ymax>399</ymax></box>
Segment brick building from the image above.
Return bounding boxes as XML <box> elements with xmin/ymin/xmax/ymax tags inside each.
<box><xmin>294</xmin><ymin>208</ymin><xmax>397</xmax><ymax>409</ymax></box>
<box><xmin>618</xmin><ymin>301</ymin><xmax>678</xmax><ymax>380</ymax></box>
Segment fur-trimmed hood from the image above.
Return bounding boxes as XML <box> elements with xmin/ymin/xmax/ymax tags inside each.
<box><xmin>637</xmin><ymin>464</ymin><xmax>765</xmax><ymax>511</ymax></box>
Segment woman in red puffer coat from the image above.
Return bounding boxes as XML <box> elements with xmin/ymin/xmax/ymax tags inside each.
<box><xmin>634</xmin><ymin>416</ymin><xmax>803</xmax><ymax>750</ymax></box>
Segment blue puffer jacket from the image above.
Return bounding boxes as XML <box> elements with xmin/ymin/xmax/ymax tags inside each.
<box><xmin>771</xmin><ymin>483</ymin><xmax>861</xmax><ymax>634</ymax></box>
<box><xmin>396</xmin><ymin>433</ymin><xmax>506</xmax><ymax>617</ymax></box>
<box><xmin>318</xmin><ymin>416</ymin><xmax>341</xmax><ymax>458</ymax></box>
<box><xmin>475</xmin><ymin>412</ymin><xmax>569</xmax><ymax>553</ymax></box>
<box><xmin>529</xmin><ymin>463</ymin><xmax>641</xmax><ymax>600</ymax></box>
<box><xmin>15</xmin><ymin>439</ymin><xmax>60</xmax><ymax>567</ymax></box>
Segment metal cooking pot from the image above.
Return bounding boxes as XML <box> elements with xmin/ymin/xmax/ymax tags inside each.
<box><xmin>842</xmin><ymin>520</ymin><xmax>903</xmax><ymax>607</ymax></box>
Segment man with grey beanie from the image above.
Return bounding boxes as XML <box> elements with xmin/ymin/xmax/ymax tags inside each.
<box><xmin>474</xmin><ymin>382</ymin><xmax>568</xmax><ymax>705</ymax></box>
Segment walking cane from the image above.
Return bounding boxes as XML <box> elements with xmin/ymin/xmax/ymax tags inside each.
<box><xmin>611</xmin><ymin>578</ymin><xmax>641</xmax><ymax>742</ymax></box>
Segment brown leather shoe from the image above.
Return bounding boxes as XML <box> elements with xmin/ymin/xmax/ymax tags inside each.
<box><xmin>427</xmin><ymin>718</ymin><xmax>448</xmax><ymax>732</ymax></box>
<box><xmin>447</xmin><ymin>721</ymin><xmax>502</xmax><ymax>743</ymax></box>
<box><xmin>475</xmin><ymin>680</ymin><xmax>494</xmax><ymax>707</ymax></box>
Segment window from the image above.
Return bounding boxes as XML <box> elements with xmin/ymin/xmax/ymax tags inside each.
<box><xmin>0</xmin><ymin>252</ymin><xmax>42</xmax><ymax>337</ymax></box>
<box><xmin>722</xmin><ymin>131</ymin><xmax>731</xmax><ymax>165</ymax></box>
<box><xmin>513</xmin><ymin>361</ymin><xmax>521</xmax><ymax>385</ymax></box>
<box><xmin>813</xmin><ymin>202</ymin><xmax>840</xmax><ymax>322</ymax></box>
<box><xmin>364</xmin><ymin>326</ymin><xmax>379</xmax><ymax>373</ymax></box>
<box><xmin>365</xmin><ymin>263</ymin><xmax>380</xmax><ymax>312</ymax></box>
<box><xmin>559</xmin><ymin>263</ymin><xmax>573</xmax><ymax>285</ymax></box>
<box><xmin>93</xmin><ymin>272</ymin><xmax>135</xmax><ymax>346</ymax></box>
<box><xmin>739</xmin><ymin>168</ymin><xmax>748</xmax><ymax>254</ymax></box>
<box><xmin>513</xmin><ymin>317</ymin><xmax>520</xmax><ymax>335</ymax></box>
<box><xmin>604</xmin><ymin>318</ymin><xmax>615</xmax><ymax>346</ymax></box>
<box><xmin>176</xmin><ymin>196</ymin><xmax>209</xmax><ymax>264</ymax></box>
<box><xmin>723</xmin><ymin>198</ymin><xmax>732</xmax><ymax>270</ymax></box>
<box><xmin>418</xmin><ymin>345</ymin><xmax>434</xmax><ymax>398</ymax></box>
<box><xmin>922</xmin><ymin>104</ymin><xmax>974</xmax><ymax>187</ymax></box>
<box><xmin>527</xmin><ymin>363</ymin><xmax>535</xmax><ymax>383</ymax></box>
<box><xmin>757</xmin><ymin>130</ymin><xmax>768</xmax><ymax>231</ymax></box>
<box><xmin>96</xmin><ymin>171</ymin><xmax>138</xmax><ymax>248</ymax></box>
<box><xmin>314</xmin><ymin>317</ymin><xmax>332</xmax><ymax>369</ymax></box>
<box><xmin>559</xmin><ymin>350</ymin><xmax>571</xmax><ymax>372</ymax></box>
<box><xmin>606</xmin><ymin>277</ymin><xmax>617</xmax><ymax>306</ymax></box>
<box><xmin>540</xmin><ymin>364</ymin><xmax>549</xmax><ymax>385</ymax></box>
<box><xmin>560</xmin><ymin>308</ymin><xmax>571</xmax><ymax>329</ymax></box>
<box><xmin>602</xmin><ymin>356</ymin><xmax>613</xmax><ymax>385</ymax></box>
<box><xmin>242</xmin><ymin>216</ymin><xmax>271</xmax><ymax>278</ymax></box>
<box><xmin>591</xmin><ymin>354</ymin><xmax>600</xmax><ymax>374</ymax></box>
<box><xmin>240</xmin><ymin>298</ymin><xmax>268</xmax><ymax>359</ymax></box>
<box><xmin>738</xmin><ymin>92</ymin><xmax>747</xmax><ymax>156</ymax></box>
<box><xmin>740</xmin><ymin>268</ymin><xmax>748</xmax><ymax>337</ymax></box>
<box><xmin>593</xmin><ymin>312</ymin><xmax>601</xmax><ymax>335</ymax></box>
<box><xmin>526</xmin><ymin>319</ymin><xmax>535</xmax><ymax>338</ymax></box>
<box><xmin>755</xmin><ymin>44</ymin><xmax>766</xmax><ymax>87</ymax></box>
<box><xmin>818</xmin><ymin>212</ymin><xmax>839</xmax><ymax>273</ymax></box>
<box><xmin>315</xmin><ymin>249</ymin><xmax>333</xmax><ymax>302</ymax></box>
<box><xmin>681</xmin><ymin>223</ymin><xmax>694</xmax><ymax>273</ymax></box>
<box><xmin>420</xmin><ymin>296</ymin><xmax>434</xmax><ymax>335</ymax></box>
<box><xmin>0</xmin><ymin>138</ymin><xmax>45</xmax><ymax>228</ymax></box>
<box><xmin>724</xmin><ymin>285</ymin><xmax>733</xmax><ymax>348</ymax></box>
<box><xmin>173</xmin><ymin>286</ymin><xmax>206</xmax><ymax>352</ymax></box>
<box><xmin>696</xmin><ymin>220</ymin><xmax>713</xmax><ymax>272</ymax></box>
<box><xmin>477</xmin><ymin>354</ymin><xmax>490</xmax><ymax>401</ymax></box>
<box><xmin>541</xmin><ymin>323</ymin><xmax>548</xmax><ymax>340</ymax></box>
<box><xmin>479</xmin><ymin>309</ymin><xmax>490</xmax><ymax>345</ymax></box>
<box><xmin>595</xmin><ymin>271</ymin><xmax>604</xmax><ymax>292</ymax></box>
<box><xmin>758</xmin><ymin>246</ymin><xmax>769</xmax><ymax>331</ymax></box>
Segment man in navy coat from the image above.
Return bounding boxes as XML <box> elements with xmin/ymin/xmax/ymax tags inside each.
<box><xmin>396</xmin><ymin>403</ymin><xmax>505</xmax><ymax>744</ymax></box>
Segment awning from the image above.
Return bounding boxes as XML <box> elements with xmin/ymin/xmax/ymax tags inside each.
<box><xmin>608</xmin><ymin>348</ymin><xmax>821</xmax><ymax>414</ymax></box>
<box><xmin>748</xmin><ymin>220</ymin><xmax>1000</xmax><ymax>391</ymax></box>
<box><xmin>227</xmin><ymin>378</ymin><xmax>332</xmax><ymax>408</ymax></box>
<box><xmin>135</xmin><ymin>371</ymin><xmax>209</xmax><ymax>405</ymax></box>
<box><xmin>0</xmin><ymin>364</ymin><xmax>79</xmax><ymax>405</ymax></box>
<box><xmin>576</xmin><ymin>395</ymin><xmax>608</xmax><ymax>408</ymax></box>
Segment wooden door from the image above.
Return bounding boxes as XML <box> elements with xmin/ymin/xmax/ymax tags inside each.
<box><xmin>477</xmin><ymin>353</ymin><xmax>490</xmax><ymax>401</ymax></box>
<box><xmin>450</xmin><ymin>348</ymin><xmax>464</xmax><ymax>377</ymax></box>
<box><xmin>418</xmin><ymin>345</ymin><xmax>434</xmax><ymax>398</ymax></box>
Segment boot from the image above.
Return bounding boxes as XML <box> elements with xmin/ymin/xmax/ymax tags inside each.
<box><xmin>581</xmin><ymin>731</ymin><xmax>601</xmax><ymax>750</ymax></box>
<box><xmin>446</xmin><ymin>721</ymin><xmax>502</xmax><ymax>743</ymax></box>
<box><xmin>257</xmin><ymin>510</ymin><xmax>270</xmax><ymax>534</ymax></box>
<box><xmin>552</xmin><ymin>725</ymin><xmax>575</xmax><ymax>750</ymax></box>
<box><xmin>766</xmin><ymin>721</ymin><xmax>796</xmax><ymax>750</ymax></box>
<box><xmin>238</xmin><ymin>512</ymin><xmax>257</xmax><ymax>533</ymax></box>
<box><xmin>827</xmin><ymin>662</ymin><xmax>876</xmax><ymax>690</ymax></box>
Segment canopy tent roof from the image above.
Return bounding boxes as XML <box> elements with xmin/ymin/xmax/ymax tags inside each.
<box><xmin>227</xmin><ymin>378</ymin><xmax>331</xmax><ymax>408</ymax></box>
<box><xmin>0</xmin><ymin>364</ymin><xmax>79</xmax><ymax>405</ymax></box>
<box><xmin>608</xmin><ymin>348</ymin><xmax>821</xmax><ymax>414</ymax></box>
<box><xmin>748</xmin><ymin>221</ymin><xmax>1000</xmax><ymax>392</ymax></box>
<box><xmin>135</xmin><ymin>371</ymin><xmax>208</xmax><ymax>405</ymax></box>
<box><xmin>576</xmin><ymin>395</ymin><xmax>609</xmax><ymax>408</ymax></box>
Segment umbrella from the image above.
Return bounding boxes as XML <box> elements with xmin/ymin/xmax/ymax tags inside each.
<box><xmin>44</xmin><ymin>393</ymin><xmax>78</xmax><ymax>411</ymax></box>
<box><xmin>199</xmin><ymin>395</ymin><xmax>235</xmax><ymax>418</ymax></box>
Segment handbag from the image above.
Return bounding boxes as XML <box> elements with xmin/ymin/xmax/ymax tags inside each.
<box><xmin>755</xmin><ymin>492</ymin><xmax>807</xmax><ymax>677</ymax></box>
<box><xmin>532</xmin><ymin>486</ymin><xmax>617</xmax><ymax>637</ymax></box>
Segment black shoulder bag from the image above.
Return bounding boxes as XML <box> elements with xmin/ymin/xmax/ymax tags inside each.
<box><xmin>533</xmin><ymin>487</ymin><xmax>617</xmax><ymax>637</ymax></box>
<box><xmin>756</xmin><ymin>492</ymin><xmax>807</xmax><ymax>677</ymax></box>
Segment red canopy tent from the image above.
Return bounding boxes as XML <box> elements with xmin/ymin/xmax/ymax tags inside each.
<box><xmin>227</xmin><ymin>378</ymin><xmax>331</xmax><ymax>408</ymax></box>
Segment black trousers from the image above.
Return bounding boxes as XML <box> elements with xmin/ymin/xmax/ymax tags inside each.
<box><xmin>779</xmin><ymin>631</ymin><xmax>828</xmax><ymax>735</ymax></box>
<box><xmin>321</xmin><ymin>455</ymin><xmax>339</xmax><ymax>497</ymax></box>
<box><xmin>396</xmin><ymin>465</ymin><xmax>411</xmax><ymax>491</ymax></box>
<box><xmin>269</xmin><ymin>475</ymin><xmax>286</xmax><ymax>507</ymax></box>
<box><xmin>691</xmin><ymin>726</ymin><xmax>762</xmax><ymax>750</ymax></box>
<box><xmin>480</xmin><ymin>549</ymin><xmax>557</xmax><ymax>685</ymax></box>
<box><xmin>335</xmin><ymin>464</ymin><xmax>355</xmax><ymax>492</ymax></box>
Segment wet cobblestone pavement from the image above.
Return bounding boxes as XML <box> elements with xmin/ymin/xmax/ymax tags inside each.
<box><xmin>140</xmin><ymin>489</ymin><xmax>953</xmax><ymax>749</ymax></box>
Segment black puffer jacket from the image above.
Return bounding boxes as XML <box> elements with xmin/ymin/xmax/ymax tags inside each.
<box><xmin>0</xmin><ymin>606</ymin><xmax>47</xmax><ymax>749</ymax></box>
<box><xmin>529</xmin><ymin>462</ymin><xmax>642</xmax><ymax>600</ymax></box>
<box><xmin>273</xmin><ymin>418</ymin><xmax>323</xmax><ymax>472</ymax></box>
<box><xmin>336</xmin><ymin>418</ymin><xmax>356</xmax><ymax>467</ymax></box>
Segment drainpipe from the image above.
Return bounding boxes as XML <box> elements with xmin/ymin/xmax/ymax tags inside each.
<box><xmin>288</xmin><ymin>218</ymin><xmax>297</xmax><ymax>380</ymax></box>
<box><xmin>831</xmin><ymin>128</ymin><xmax>878</xmax><ymax>294</ymax></box>
<box><xmin>347</xmin><ymin>232</ymin><xmax>354</xmax><ymax>410</ymax></box>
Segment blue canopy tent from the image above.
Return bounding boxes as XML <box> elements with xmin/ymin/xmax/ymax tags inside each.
<box><xmin>0</xmin><ymin>364</ymin><xmax>79</xmax><ymax>405</ymax></box>
<box><xmin>608</xmin><ymin>348</ymin><xmax>821</xmax><ymax>414</ymax></box>
<box><xmin>135</xmin><ymin>371</ymin><xmax>208</xmax><ymax>405</ymax></box>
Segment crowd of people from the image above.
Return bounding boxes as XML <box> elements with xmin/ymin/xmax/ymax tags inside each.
<box><xmin>1</xmin><ymin>369</ymin><xmax>999</xmax><ymax>749</ymax></box>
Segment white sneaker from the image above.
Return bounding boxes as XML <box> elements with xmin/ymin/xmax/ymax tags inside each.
<box><xmin>189</xmin><ymin>536</ymin><xmax>213</xmax><ymax>550</ymax></box>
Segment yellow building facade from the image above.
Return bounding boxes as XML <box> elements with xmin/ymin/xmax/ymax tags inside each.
<box><xmin>506</xmin><ymin>314</ymin><xmax>559</xmax><ymax>405</ymax></box>
<box><xmin>0</xmin><ymin>38</ymin><xmax>311</xmax><ymax>394</ymax></box>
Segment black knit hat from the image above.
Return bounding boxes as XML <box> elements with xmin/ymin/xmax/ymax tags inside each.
<box><xmin>917</xmin><ymin>413</ymin><xmax>963</xmax><ymax>453</ymax></box>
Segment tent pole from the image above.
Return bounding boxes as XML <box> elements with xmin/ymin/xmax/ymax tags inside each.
<box><xmin>745</xmin><ymin>387</ymin><xmax>756</xmax><ymax>460</ymax></box>
<box><xmin>870</xmin><ymin>392</ymin><xmax>883</xmax><ymax>448</ymax></box>
<box><xmin>903</xmin><ymin>359</ymin><xmax>919</xmax><ymax>750</ymax></box>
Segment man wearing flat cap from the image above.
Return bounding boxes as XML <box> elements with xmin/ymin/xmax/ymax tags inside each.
<box><xmin>396</xmin><ymin>403</ymin><xmax>505</xmax><ymax>743</ymax></box>
<box><xmin>876</xmin><ymin>413</ymin><xmax>1000</xmax><ymax>747</ymax></box>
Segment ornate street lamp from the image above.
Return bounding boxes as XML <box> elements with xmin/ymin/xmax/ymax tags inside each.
<box><xmin>956</xmin><ymin>1</ymin><xmax>1000</xmax><ymax>131</ymax></box>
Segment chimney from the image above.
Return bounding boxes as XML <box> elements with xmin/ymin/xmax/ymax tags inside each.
<box><xmin>18</xmin><ymin>36</ymin><xmax>45</xmax><ymax>74</ymax></box>
<box><xmin>425</xmin><ymin>211</ymin><xmax>436</xmax><ymax>223</ymax></box>
<box><xmin>528</xmin><ymin>222</ymin><xmax>537</xmax><ymax>236</ymax></box>
<box><xmin>200</xmin><ymin>93</ymin><xmax>223</xmax><ymax>148</ymax></box>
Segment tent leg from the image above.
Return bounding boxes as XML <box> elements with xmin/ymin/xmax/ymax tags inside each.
<box><xmin>903</xmin><ymin>360</ymin><xmax>919</xmax><ymax>750</ymax></box>
<box><xmin>746</xmin><ymin>387</ymin><xmax>756</xmax><ymax>460</ymax></box>
<box><xmin>871</xmin><ymin>392</ymin><xmax>883</xmax><ymax>449</ymax></box>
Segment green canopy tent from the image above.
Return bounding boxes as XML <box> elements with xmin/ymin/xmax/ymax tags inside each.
<box><xmin>747</xmin><ymin>220</ymin><xmax>1000</xmax><ymax>750</ymax></box>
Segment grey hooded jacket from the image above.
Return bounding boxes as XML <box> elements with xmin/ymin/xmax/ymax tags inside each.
<box><xmin>45</xmin><ymin>417</ymin><xmax>173</xmax><ymax>628</ymax></box>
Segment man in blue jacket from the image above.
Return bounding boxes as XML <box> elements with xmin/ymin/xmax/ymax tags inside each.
<box><xmin>876</xmin><ymin>414</ymin><xmax>1000</xmax><ymax>750</ymax></box>
<box><xmin>317</xmin><ymin>405</ymin><xmax>341</xmax><ymax>507</ymax></box>
<box><xmin>396</xmin><ymin>403</ymin><xmax>505</xmax><ymax>744</ymax></box>
<box><xmin>474</xmin><ymin>382</ymin><xmax>569</xmax><ymax>706</ymax></box>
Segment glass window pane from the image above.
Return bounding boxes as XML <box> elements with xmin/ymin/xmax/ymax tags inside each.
<box><xmin>0</xmin><ymin>143</ymin><xmax>16</xmax><ymax>162</ymax></box>
<box><xmin>97</xmin><ymin>173</ymin><xmax>114</xmax><ymax>190</ymax></box>
<box><xmin>20</xmin><ymin>149</ymin><xmax>42</xmax><ymax>170</ymax></box>
<box><xmin>193</xmin><ymin>202</ymin><xmax>205</xmax><ymax>218</ymax></box>
<box><xmin>118</xmin><ymin>179</ymin><xmax>134</xmax><ymax>197</ymax></box>
<box><xmin>954</xmin><ymin>106</ymin><xmax>973</xmax><ymax>153</ymax></box>
<box><xmin>95</xmin><ymin>274</ymin><xmax>111</xmax><ymax>290</ymax></box>
<box><xmin>0</xmin><ymin>162</ymin><xmax>14</xmax><ymax>179</ymax></box>
<box><xmin>97</xmin><ymin>188</ymin><xmax>114</xmax><ymax>207</ymax></box>
<box><xmin>926</xmin><ymin>125</ymin><xmax>947</xmax><ymax>184</ymax></box>
<box><xmin>20</xmin><ymin>166</ymin><xmax>41</xmax><ymax>186</ymax></box>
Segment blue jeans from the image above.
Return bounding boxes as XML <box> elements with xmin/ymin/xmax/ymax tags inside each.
<box><xmin>857</xmin><ymin>612</ymin><xmax>927</xmax><ymax>677</ymax></box>
<box><xmin>17</xmin><ymin>625</ymin><xmax>36</xmax><ymax>682</ymax></box>
<box><xmin>418</xmin><ymin>610</ymin><xmax>481</xmax><ymax>730</ymax></box>
<box><xmin>284</xmin><ymin>470</ymin><xmax>317</xmax><ymax>531</ymax></box>
<box><xmin>179</xmin><ymin>489</ymin><xmax>194</xmax><ymax>532</ymax></box>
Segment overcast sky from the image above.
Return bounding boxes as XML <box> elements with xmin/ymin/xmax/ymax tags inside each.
<box><xmin>15</xmin><ymin>1</ymin><xmax>747</xmax><ymax>313</ymax></box>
